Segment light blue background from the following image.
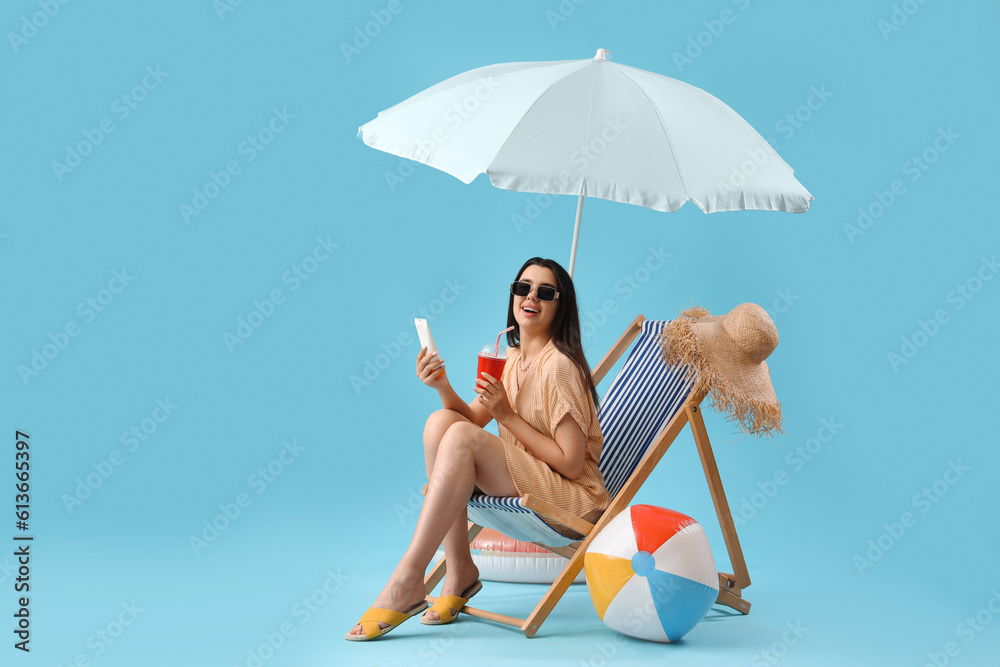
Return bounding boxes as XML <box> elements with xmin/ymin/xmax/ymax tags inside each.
<box><xmin>3</xmin><ymin>1</ymin><xmax>999</xmax><ymax>665</ymax></box>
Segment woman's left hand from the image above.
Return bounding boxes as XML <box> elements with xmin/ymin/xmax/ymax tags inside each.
<box><xmin>475</xmin><ymin>373</ymin><xmax>513</xmax><ymax>423</ymax></box>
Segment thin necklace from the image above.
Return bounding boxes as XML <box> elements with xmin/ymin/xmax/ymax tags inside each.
<box><xmin>519</xmin><ymin>352</ymin><xmax>535</xmax><ymax>373</ymax></box>
<box><xmin>516</xmin><ymin>350</ymin><xmax>535</xmax><ymax>391</ymax></box>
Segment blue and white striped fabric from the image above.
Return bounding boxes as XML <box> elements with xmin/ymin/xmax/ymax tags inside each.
<box><xmin>466</xmin><ymin>495</ymin><xmax>580</xmax><ymax>546</ymax></box>
<box><xmin>597</xmin><ymin>320</ymin><xmax>693</xmax><ymax>497</ymax></box>
<box><xmin>466</xmin><ymin>319</ymin><xmax>693</xmax><ymax>547</ymax></box>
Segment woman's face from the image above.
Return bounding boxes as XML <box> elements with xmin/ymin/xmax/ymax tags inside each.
<box><xmin>512</xmin><ymin>264</ymin><xmax>559</xmax><ymax>337</ymax></box>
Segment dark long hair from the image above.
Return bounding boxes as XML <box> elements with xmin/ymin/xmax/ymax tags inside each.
<box><xmin>506</xmin><ymin>257</ymin><xmax>599</xmax><ymax>406</ymax></box>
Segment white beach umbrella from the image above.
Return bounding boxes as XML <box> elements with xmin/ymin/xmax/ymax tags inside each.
<box><xmin>359</xmin><ymin>49</ymin><xmax>812</xmax><ymax>276</ymax></box>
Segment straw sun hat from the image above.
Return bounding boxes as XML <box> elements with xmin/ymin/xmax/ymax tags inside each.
<box><xmin>658</xmin><ymin>303</ymin><xmax>782</xmax><ymax>438</ymax></box>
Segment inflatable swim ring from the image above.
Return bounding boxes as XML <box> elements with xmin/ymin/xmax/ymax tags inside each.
<box><xmin>464</xmin><ymin>528</ymin><xmax>587</xmax><ymax>584</ymax></box>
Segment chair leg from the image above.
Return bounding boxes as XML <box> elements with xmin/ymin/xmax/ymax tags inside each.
<box><xmin>717</xmin><ymin>572</ymin><xmax>751</xmax><ymax>614</ymax></box>
<box><xmin>686</xmin><ymin>404</ymin><xmax>753</xmax><ymax>613</ymax></box>
<box><xmin>520</xmin><ymin>541</ymin><xmax>589</xmax><ymax>638</ymax></box>
<box><xmin>423</xmin><ymin>521</ymin><xmax>483</xmax><ymax>594</ymax></box>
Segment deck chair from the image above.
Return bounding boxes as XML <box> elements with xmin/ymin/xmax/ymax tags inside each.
<box><xmin>422</xmin><ymin>315</ymin><xmax>753</xmax><ymax>637</ymax></box>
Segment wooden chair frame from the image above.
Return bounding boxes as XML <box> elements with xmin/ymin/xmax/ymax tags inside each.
<box><xmin>422</xmin><ymin>315</ymin><xmax>752</xmax><ymax>637</ymax></box>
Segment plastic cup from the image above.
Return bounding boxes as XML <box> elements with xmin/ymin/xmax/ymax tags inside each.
<box><xmin>477</xmin><ymin>345</ymin><xmax>507</xmax><ymax>384</ymax></box>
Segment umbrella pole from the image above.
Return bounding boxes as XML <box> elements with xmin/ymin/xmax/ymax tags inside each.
<box><xmin>568</xmin><ymin>194</ymin><xmax>584</xmax><ymax>278</ymax></box>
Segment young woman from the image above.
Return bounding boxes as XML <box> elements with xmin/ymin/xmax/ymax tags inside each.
<box><xmin>346</xmin><ymin>257</ymin><xmax>610</xmax><ymax>641</ymax></box>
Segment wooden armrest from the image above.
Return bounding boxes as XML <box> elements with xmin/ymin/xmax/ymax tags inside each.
<box><xmin>521</xmin><ymin>494</ymin><xmax>595</xmax><ymax>537</ymax></box>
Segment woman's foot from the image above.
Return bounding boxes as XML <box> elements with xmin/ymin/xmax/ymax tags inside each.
<box><xmin>347</xmin><ymin>571</ymin><xmax>428</xmax><ymax>639</ymax></box>
<box><xmin>422</xmin><ymin>563</ymin><xmax>480</xmax><ymax>623</ymax></box>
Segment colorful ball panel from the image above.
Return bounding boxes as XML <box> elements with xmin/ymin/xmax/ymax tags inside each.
<box><xmin>585</xmin><ymin>505</ymin><xmax>719</xmax><ymax>642</ymax></box>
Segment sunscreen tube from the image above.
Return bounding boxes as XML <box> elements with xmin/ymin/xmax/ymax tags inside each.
<box><xmin>414</xmin><ymin>318</ymin><xmax>438</xmax><ymax>356</ymax></box>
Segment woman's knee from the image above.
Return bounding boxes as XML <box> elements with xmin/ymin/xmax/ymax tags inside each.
<box><xmin>438</xmin><ymin>421</ymin><xmax>482</xmax><ymax>457</ymax></box>
<box><xmin>445</xmin><ymin>419</ymin><xmax>481</xmax><ymax>438</ymax></box>
<box><xmin>424</xmin><ymin>409</ymin><xmax>468</xmax><ymax>451</ymax></box>
<box><xmin>430</xmin><ymin>422</ymin><xmax>479</xmax><ymax>481</ymax></box>
<box><xmin>441</xmin><ymin>424</ymin><xmax>514</xmax><ymax>496</ymax></box>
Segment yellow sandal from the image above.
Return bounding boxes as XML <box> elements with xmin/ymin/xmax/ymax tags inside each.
<box><xmin>421</xmin><ymin>580</ymin><xmax>483</xmax><ymax>625</ymax></box>
<box><xmin>345</xmin><ymin>600</ymin><xmax>429</xmax><ymax>641</ymax></box>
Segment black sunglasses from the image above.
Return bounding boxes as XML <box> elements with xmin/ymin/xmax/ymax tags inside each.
<box><xmin>510</xmin><ymin>281</ymin><xmax>560</xmax><ymax>302</ymax></box>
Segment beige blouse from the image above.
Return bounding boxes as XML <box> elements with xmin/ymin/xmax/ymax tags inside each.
<box><xmin>498</xmin><ymin>339</ymin><xmax>611</xmax><ymax>528</ymax></box>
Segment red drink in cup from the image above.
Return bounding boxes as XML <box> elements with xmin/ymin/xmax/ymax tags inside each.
<box><xmin>477</xmin><ymin>346</ymin><xmax>507</xmax><ymax>384</ymax></box>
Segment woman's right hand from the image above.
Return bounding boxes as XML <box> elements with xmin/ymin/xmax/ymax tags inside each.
<box><xmin>416</xmin><ymin>347</ymin><xmax>449</xmax><ymax>390</ymax></box>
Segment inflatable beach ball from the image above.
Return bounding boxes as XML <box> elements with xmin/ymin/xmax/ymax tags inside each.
<box><xmin>584</xmin><ymin>505</ymin><xmax>718</xmax><ymax>642</ymax></box>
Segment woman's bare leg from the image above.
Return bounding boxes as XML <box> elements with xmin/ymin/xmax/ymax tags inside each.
<box><xmin>424</xmin><ymin>411</ymin><xmax>477</xmax><ymax>557</ymax></box>
<box><xmin>348</xmin><ymin>418</ymin><xmax>517</xmax><ymax>637</ymax></box>
<box><xmin>421</xmin><ymin>411</ymin><xmax>495</xmax><ymax>620</ymax></box>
